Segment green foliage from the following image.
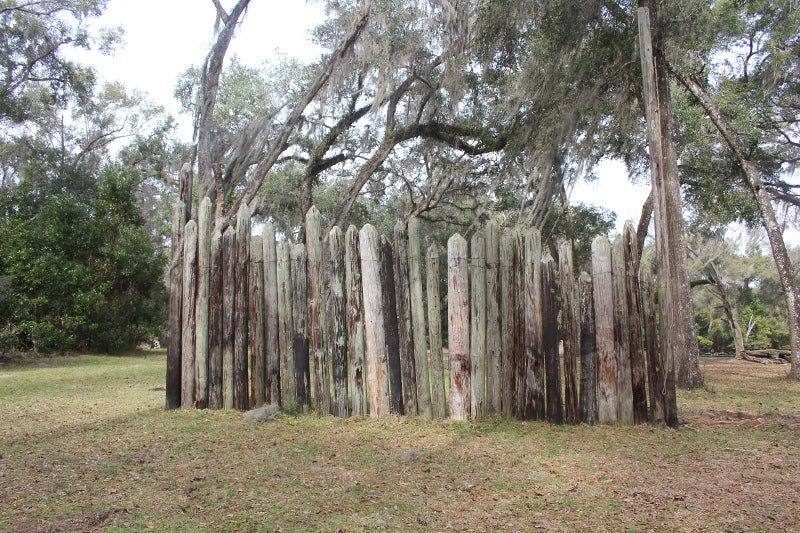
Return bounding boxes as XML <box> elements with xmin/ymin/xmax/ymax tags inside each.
<box><xmin>0</xmin><ymin>165</ymin><xmax>166</xmax><ymax>354</ymax></box>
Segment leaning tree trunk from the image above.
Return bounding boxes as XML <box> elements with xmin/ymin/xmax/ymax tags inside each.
<box><xmin>672</xmin><ymin>67</ymin><xmax>800</xmax><ymax>379</ymax></box>
<box><xmin>638</xmin><ymin>4</ymin><xmax>702</xmax><ymax>403</ymax></box>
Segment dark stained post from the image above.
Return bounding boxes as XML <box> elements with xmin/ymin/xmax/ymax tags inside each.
<box><xmin>408</xmin><ymin>217</ymin><xmax>433</xmax><ymax>417</ymax></box>
<box><xmin>470</xmin><ymin>233</ymin><xmax>487</xmax><ymax>419</ymax></box>
<box><xmin>249</xmin><ymin>235</ymin><xmax>266</xmax><ymax>408</ymax></box>
<box><xmin>381</xmin><ymin>236</ymin><xmax>404</xmax><ymax>414</ymax></box>
<box><xmin>623</xmin><ymin>222</ymin><xmax>648</xmax><ymax>423</ymax></box>
<box><xmin>277</xmin><ymin>241</ymin><xmax>295</xmax><ymax>408</ymax></box>
<box><xmin>345</xmin><ymin>225</ymin><xmax>367</xmax><ymax>416</ymax></box>
<box><xmin>360</xmin><ymin>224</ymin><xmax>390</xmax><ymax>417</ymax></box>
<box><xmin>327</xmin><ymin>227</ymin><xmax>348</xmax><ymax>417</ymax></box>
<box><xmin>291</xmin><ymin>244</ymin><xmax>310</xmax><ymax>409</ymax></box>
<box><xmin>559</xmin><ymin>240</ymin><xmax>580</xmax><ymax>424</ymax></box>
<box><xmin>641</xmin><ymin>277</ymin><xmax>665</xmax><ymax>423</ymax></box>
<box><xmin>524</xmin><ymin>228</ymin><xmax>545</xmax><ymax>421</ymax></box>
<box><xmin>499</xmin><ymin>230</ymin><xmax>516</xmax><ymax>418</ymax></box>
<box><xmin>195</xmin><ymin>197</ymin><xmax>212</xmax><ymax>409</ymax></box>
<box><xmin>393</xmin><ymin>221</ymin><xmax>417</xmax><ymax>414</ymax></box>
<box><xmin>426</xmin><ymin>244</ymin><xmax>447</xmax><ymax>418</ymax></box>
<box><xmin>448</xmin><ymin>234</ymin><xmax>470</xmax><ymax>420</ymax></box>
<box><xmin>542</xmin><ymin>253</ymin><xmax>563</xmax><ymax>424</ymax></box>
<box><xmin>222</xmin><ymin>227</ymin><xmax>236</xmax><ymax>409</ymax></box>
<box><xmin>306</xmin><ymin>207</ymin><xmax>330</xmax><ymax>414</ymax></box>
<box><xmin>485</xmin><ymin>221</ymin><xmax>502</xmax><ymax>415</ymax></box>
<box><xmin>263</xmin><ymin>223</ymin><xmax>280</xmax><ymax>405</ymax></box>
<box><xmin>592</xmin><ymin>236</ymin><xmax>617</xmax><ymax>423</ymax></box>
<box><xmin>578</xmin><ymin>272</ymin><xmax>597</xmax><ymax>424</ymax></box>
<box><xmin>612</xmin><ymin>238</ymin><xmax>634</xmax><ymax>424</ymax></box>
<box><xmin>234</xmin><ymin>205</ymin><xmax>250</xmax><ymax>410</ymax></box>
<box><xmin>513</xmin><ymin>231</ymin><xmax>526</xmax><ymax>418</ymax></box>
<box><xmin>166</xmin><ymin>202</ymin><xmax>185</xmax><ymax>409</ymax></box>
<box><xmin>181</xmin><ymin>219</ymin><xmax>198</xmax><ymax>408</ymax></box>
<box><xmin>208</xmin><ymin>229</ymin><xmax>223</xmax><ymax>409</ymax></box>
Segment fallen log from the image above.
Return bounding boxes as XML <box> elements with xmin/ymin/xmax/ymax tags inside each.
<box><xmin>739</xmin><ymin>349</ymin><xmax>791</xmax><ymax>364</ymax></box>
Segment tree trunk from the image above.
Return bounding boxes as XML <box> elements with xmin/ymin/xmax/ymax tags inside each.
<box><xmin>638</xmin><ymin>5</ymin><xmax>702</xmax><ymax>399</ymax></box>
<box><xmin>672</xmin><ymin>66</ymin><xmax>800</xmax><ymax>380</ymax></box>
<box><xmin>623</xmin><ymin>223</ymin><xmax>649</xmax><ymax>424</ymax></box>
<box><xmin>612</xmin><ymin>238</ymin><xmax>634</xmax><ymax>424</ymax></box>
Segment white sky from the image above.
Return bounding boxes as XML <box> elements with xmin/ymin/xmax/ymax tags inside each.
<box><xmin>76</xmin><ymin>0</ymin><xmax>651</xmax><ymax>235</ymax></box>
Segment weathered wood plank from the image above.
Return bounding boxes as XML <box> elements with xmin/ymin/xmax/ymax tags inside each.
<box><xmin>524</xmin><ymin>229</ymin><xmax>545</xmax><ymax>421</ymax></box>
<box><xmin>381</xmin><ymin>236</ymin><xmax>404</xmax><ymax>415</ymax></box>
<box><xmin>623</xmin><ymin>222</ymin><xmax>648</xmax><ymax>423</ymax></box>
<box><xmin>559</xmin><ymin>241</ymin><xmax>580</xmax><ymax>424</ymax></box>
<box><xmin>327</xmin><ymin>226</ymin><xmax>348</xmax><ymax>417</ymax></box>
<box><xmin>485</xmin><ymin>221</ymin><xmax>502</xmax><ymax>415</ymax></box>
<box><xmin>234</xmin><ymin>205</ymin><xmax>250</xmax><ymax>410</ymax></box>
<box><xmin>360</xmin><ymin>224</ymin><xmax>390</xmax><ymax>417</ymax></box>
<box><xmin>263</xmin><ymin>223</ymin><xmax>280</xmax><ymax>405</ymax></box>
<box><xmin>426</xmin><ymin>244</ymin><xmax>447</xmax><ymax>418</ymax></box>
<box><xmin>592</xmin><ymin>236</ymin><xmax>617</xmax><ymax>423</ymax></box>
<box><xmin>612</xmin><ymin>237</ymin><xmax>634</xmax><ymax>424</ymax></box>
<box><xmin>470</xmin><ymin>233</ymin><xmax>487</xmax><ymax>419</ymax></box>
<box><xmin>408</xmin><ymin>217</ymin><xmax>433</xmax><ymax>417</ymax></box>
<box><xmin>578</xmin><ymin>272</ymin><xmax>597</xmax><ymax>424</ymax></box>
<box><xmin>641</xmin><ymin>277</ymin><xmax>664</xmax><ymax>423</ymax></box>
<box><xmin>306</xmin><ymin>206</ymin><xmax>329</xmax><ymax>414</ymax></box>
<box><xmin>222</xmin><ymin>227</ymin><xmax>236</xmax><ymax>410</ymax></box>
<box><xmin>499</xmin><ymin>230</ymin><xmax>515</xmax><ymax>418</ymax></box>
<box><xmin>249</xmin><ymin>235</ymin><xmax>266</xmax><ymax>408</ymax></box>
<box><xmin>181</xmin><ymin>219</ymin><xmax>197</xmax><ymax>408</ymax></box>
<box><xmin>277</xmin><ymin>241</ymin><xmax>296</xmax><ymax>408</ymax></box>
<box><xmin>393</xmin><ymin>221</ymin><xmax>417</xmax><ymax>414</ymax></box>
<box><xmin>345</xmin><ymin>225</ymin><xmax>367</xmax><ymax>416</ymax></box>
<box><xmin>448</xmin><ymin>234</ymin><xmax>470</xmax><ymax>420</ymax></box>
<box><xmin>513</xmin><ymin>231</ymin><xmax>526</xmax><ymax>418</ymax></box>
<box><xmin>291</xmin><ymin>243</ymin><xmax>310</xmax><ymax>409</ymax></box>
<box><xmin>208</xmin><ymin>229</ymin><xmax>223</xmax><ymax>409</ymax></box>
<box><xmin>166</xmin><ymin>202</ymin><xmax>184</xmax><ymax>409</ymax></box>
<box><xmin>542</xmin><ymin>253</ymin><xmax>563</xmax><ymax>424</ymax></box>
<box><xmin>194</xmin><ymin>197</ymin><xmax>212</xmax><ymax>409</ymax></box>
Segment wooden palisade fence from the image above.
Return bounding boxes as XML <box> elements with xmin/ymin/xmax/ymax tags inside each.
<box><xmin>167</xmin><ymin>200</ymin><xmax>677</xmax><ymax>425</ymax></box>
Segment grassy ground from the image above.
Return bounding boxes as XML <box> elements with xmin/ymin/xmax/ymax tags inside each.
<box><xmin>1</xmin><ymin>353</ymin><xmax>798</xmax><ymax>532</ymax></box>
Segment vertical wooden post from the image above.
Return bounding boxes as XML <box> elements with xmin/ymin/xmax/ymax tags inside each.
<box><xmin>327</xmin><ymin>227</ymin><xmax>348</xmax><ymax>417</ymax></box>
<box><xmin>499</xmin><ymin>230</ymin><xmax>515</xmax><ymax>418</ymax></box>
<box><xmin>513</xmin><ymin>231</ymin><xmax>526</xmax><ymax>418</ymax></box>
<box><xmin>426</xmin><ymin>244</ymin><xmax>447</xmax><ymax>418</ymax></box>
<box><xmin>485</xmin><ymin>221</ymin><xmax>501</xmax><ymax>415</ymax></box>
<box><xmin>291</xmin><ymin>244</ymin><xmax>310</xmax><ymax>409</ymax></box>
<box><xmin>360</xmin><ymin>224</ymin><xmax>390</xmax><ymax>417</ymax></box>
<box><xmin>166</xmin><ymin>202</ymin><xmax>184</xmax><ymax>409</ymax></box>
<box><xmin>194</xmin><ymin>197</ymin><xmax>212</xmax><ymax>408</ymax></box>
<box><xmin>592</xmin><ymin>236</ymin><xmax>617</xmax><ymax>423</ymax></box>
<box><xmin>408</xmin><ymin>217</ymin><xmax>433</xmax><ymax>417</ymax></box>
<box><xmin>524</xmin><ymin>229</ymin><xmax>545</xmax><ymax>421</ymax></box>
<box><xmin>623</xmin><ymin>222</ymin><xmax>648</xmax><ymax>423</ymax></box>
<box><xmin>542</xmin><ymin>253</ymin><xmax>563</xmax><ymax>424</ymax></box>
<box><xmin>222</xmin><ymin>227</ymin><xmax>236</xmax><ymax>410</ymax></box>
<box><xmin>578</xmin><ymin>272</ymin><xmax>597</xmax><ymax>424</ymax></box>
<box><xmin>381</xmin><ymin>236</ymin><xmax>404</xmax><ymax>414</ymax></box>
<box><xmin>612</xmin><ymin>238</ymin><xmax>634</xmax><ymax>424</ymax></box>
<box><xmin>234</xmin><ymin>205</ymin><xmax>251</xmax><ymax>410</ymax></box>
<box><xmin>208</xmin><ymin>229</ymin><xmax>223</xmax><ymax>409</ymax></box>
<box><xmin>263</xmin><ymin>223</ymin><xmax>280</xmax><ymax>405</ymax></box>
<box><xmin>393</xmin><ymin>221</ymin><xmax>417</xmax><ymax>414</ymax></box>
<box><xmin>641</xmin><ymin>277</ymin><xmax>665</xmax><ymax>423</ymax></box>
<box><xmin>277</xmin><ymin>241</ymin><xmax>296</xmax><ymax>409</ymax></box>
<box><xmin>470</xmin><ymin>233</ymin><xmax>487</xmax><ymax>419</ymax></box>
<box><xmin>345</xmin><ymin>225</ymin><xmax>367</xmax><ymax>416</ymax></box>
<box><xmin>249</xmin><ymin>235</ymin><xmax>266</xmax><ymax>408</ymax></box>
<box><xmin>306</xmin><ymin>206</ymin><xmax>329</xmax><ymax>414</ymax></box>
<box><xmin>559</xmin><ymin>241</ymin><xmax>580</xmax><ymax>424</ymax></box>
<box><xmin>448</xmin><ymin>234</ymin><xmax>470</xmax><ymax>420</ymax></box>
<box><xmin>181</xmin><ymin>219</ymin><xmax>198</xmax><ymax>408</ymax></box>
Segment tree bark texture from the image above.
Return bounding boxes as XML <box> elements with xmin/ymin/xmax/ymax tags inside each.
<box><xmin>233</xmin><ymin>205</ymin><xmax>250</xmax><ymax>410</ymax></box>
<box><xmin>222</xmin><ymin>227</ymin><xmax>236</xmax><ymax>410</ymax></box>
<box><xmin>559</xmin><ymin>241</ymin><xmax>580</xmax><ymax>425</ymax></box>
<box><xmin>208</xmin><ymin>229</ymin><xmax>223</xmax><ymax>409</ymax></box>
<box><xmin>360</xmin><ymin>224</ymin><xmax>390</xmax><ymax>417</ymax></box>
<box><xmin>499</xmin><ymin>231</ymin><xmax>516</xmax><ymax>418</ymax></box>
<box><xmin>592</xmin><ymin>236</ymin><xmax>617</xmax><ymax>423</ymax></box>
<box><xmin>277</xmin><ymin>241</ymin><xmax>296</xmax><ymax>408</ymax></box>
<box><xmin>306</xmin><ymin>206</ymin><xmax>330</xmax><ymax>414</ymax></box>
<box><xmin>166</xmin><ymin>202</ymin><xmax>184</xmax><ymax>409</ymax></box>
<box><xmin>470</xmin><ymin>233</ymin><xmax>487</xmax><ymax>419</ymax></box>
<box><xmin>291</xmin><ymin>244</ymin><xmax>310</xmax><ymax>409</ymax></box>
<box><xmin>612</xmin><ymin>238</ymin><xmax>634</xmax><ymax>424</ymax></box>
<box><xmin>248</xmin><ymin>235</ymin><xmax>266</xmax><ymax>408</ymax></box>
<box><xmin>524</xmin><ymin>229</ymin><xmax>545</xmax><ymax>421</ymax></box>
<box><xmin>194</xmin><ymin>197</ymin><xmax>212</xmax><ymax>408</ymax></box>
<box><xmin>578</xmin><ymin>272</ymin><xmax>597</xmax><ymax>424</ymax></box>
<box><xmin>345</xmin><ymin>226</ymin><xmax>367</xmax><ymax>416</ymax></box>
<box><xmin>327</xmin><ymin>227</ymin><xmax>349</xmax><ymax>417</ymax></box>
<box><xmin>426</xmin><ymin>244</ymin><xmax>447</xmax><ymax>418</ymax></box>
<box><xmin>448</xmin><ymin>234</ymin><xmax>471</xmax><ymax>420</ymax></box>
<box><xmin>181</xmin><ymin>219</ymin><xmax>197</xmax><ymax>408</ymax></box>
<box><xmin>623</xmin><ymin>223</ymin><xmax>648</xmax><ymax>423</ymax></box>
<box><xmin>485</xmin><ymin>221</ymin><xmax>502</xmax><ymax>415</ymax></box>
<box><xmin>381</xmin><ymin>236</ymin><xmax>404</xmax><ymax>414</ymax></box>
<box><xmin>263</xmin><ymin>224</ymin><xmax>280</xmax><ymax>405</ymax></box>
<box><xmin>393</xmin><ymin>221</ymin><xmax>417</xmax><ymax>414</ymax></box>
<box><xmin>542</xmin><ymin>253</ymin><xmax>563</xmax><ymax>424</ymax></box>
<box><xmin>408</xmin><ymin>217</ymin><xmax>433</xmax><ymax>417</ymax></box>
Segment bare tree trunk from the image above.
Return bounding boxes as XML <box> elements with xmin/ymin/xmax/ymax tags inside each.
<box><xmin>672</xmin><ymin>66</ymin><xmax>800</xmax><ymax>379</ymax></box>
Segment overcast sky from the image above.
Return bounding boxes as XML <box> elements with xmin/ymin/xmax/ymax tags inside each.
<box><xmin>75</xmin><ymin>0</ymin><xmax>650</xmax><ymax>234</ymax></box>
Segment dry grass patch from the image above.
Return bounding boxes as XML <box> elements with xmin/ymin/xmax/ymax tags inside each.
<box><xmin>1</xmin><ymin>354</ymin><xmax>798</xmax><ymax>531</ymax></box>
